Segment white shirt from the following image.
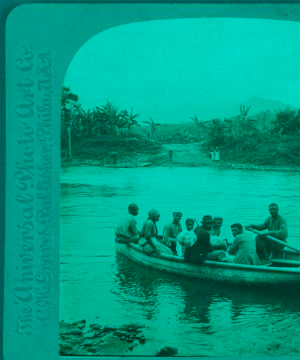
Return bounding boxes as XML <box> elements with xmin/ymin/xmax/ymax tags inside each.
<box><xmin>176</xmin><ymin>230</ymin><xmax>197</xmax><ymax>257</ymax></box>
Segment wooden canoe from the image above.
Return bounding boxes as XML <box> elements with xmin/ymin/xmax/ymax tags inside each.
<box><xmin>115</xmin><ymin>242</ymin><xmax>300</xmax><ymax>287</ymax></box>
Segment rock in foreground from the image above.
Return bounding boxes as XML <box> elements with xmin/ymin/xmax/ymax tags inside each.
<box><xmin>59</xmin><ymin>320</ymin><xmax>147</xmax><ymax>356</ymax></box>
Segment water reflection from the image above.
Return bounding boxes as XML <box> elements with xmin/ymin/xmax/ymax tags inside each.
<box><xmin>114</xmin><ymin>255</ymin><xmax>300</xmax><ymax>356</ymax></box>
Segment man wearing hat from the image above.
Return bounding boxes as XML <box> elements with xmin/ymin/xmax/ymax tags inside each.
<box><xmin>163</xmin><ymin>211</ymin><xmax>183</xmax><ymax>255</ymax></box>
<box><xmin>138</xmin><ymin>209</ymin><xmax>173</xmax><ymax>256</ymax></box>
<box><xmin>115</xmin><ymin>203</ymin><xmax>140</xmax><ymax>244</ymax></box>
<box><xmin>184</xmin><ymin>215</ymin><xmax>225</xmax><ymax>263</ymax></box>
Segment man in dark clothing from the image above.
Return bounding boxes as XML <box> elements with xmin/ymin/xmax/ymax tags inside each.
<box><xmin>185</xmin><ymin>215</ymin><xmax>225</xmax><ymax>264</ymax></box>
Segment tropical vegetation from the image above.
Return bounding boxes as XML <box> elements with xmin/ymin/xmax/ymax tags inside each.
<box><xmin>200</xmin><ymin>106</ymin><xmax>300</xmax><ymax>165</ymax></box>
<box><xmin>61</xmin><ymin>87</ymin><xmax>300</xmax><ymax>166</ymax></box>
<box><xmin>61</xmin><ymin>87</ymin><xmax>143</xmax><ymax>159</ymax></box>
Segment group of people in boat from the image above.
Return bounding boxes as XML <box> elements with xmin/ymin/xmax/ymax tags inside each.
<box><xmin>115</xmin><ymin>202</ymin><xmax>288</xmax><ymax>265</ymax></box>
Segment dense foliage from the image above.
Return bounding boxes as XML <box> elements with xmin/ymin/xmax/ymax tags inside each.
<box><xmin>61</xmin><ymin>87</ymin><xmax>141</xmax><ymax>157</ymax></box>
<box><xmin>61</xmin><ymin>87</ymin><xmax>300</xmax><ymax>165</ymax></box>
<box><xmin>201</xmin><ymin>108</ymin><xmax>300</xmax><ymax>165</ymax></box>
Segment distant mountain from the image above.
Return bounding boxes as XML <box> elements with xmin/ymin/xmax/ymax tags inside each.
<box><xmin>239</xmin><ymin>96</ymin><xmax>294</xmax><ymax>115</ymax></box>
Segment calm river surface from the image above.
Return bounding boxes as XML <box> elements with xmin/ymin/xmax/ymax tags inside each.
<box><xmin>60</xmin><ymin>166</ymin><xmax>300</xmax><ymax>356</ymax></box>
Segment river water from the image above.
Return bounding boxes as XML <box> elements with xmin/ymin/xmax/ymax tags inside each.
<box><xmin>60</xmin><ymin>166</ymin><xmax>300</xmax><ymax>356</ymax></box>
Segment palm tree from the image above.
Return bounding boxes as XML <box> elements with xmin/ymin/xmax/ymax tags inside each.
<box><xmin>191</xmin><ymin>114</ymin><xmax>201</xmax><ymax>138</ymax></box>
<box><xmin>240</xmin><ymin>105</ymin><xmax>251</xmax><ymax>121</ymax></box>
<box><xmin>98</xmin><ymin>100</ymin><xmax>123</xmax><ymax>136</ymax></box>
<box><xmin>116</xmin><ymin>110</ymin><xmax>129</xmax><ymax>135</ymax></box>
<box><xmin>126</xmin><ymin>107</ymin><xmax>140</xmax><ymax>132</ymax></box>
<box><xmin>143</xmin><ymin>118</ymin><xmax>161</xmax><ymax>140</ymax></box>
<box><xmin>239</xmin><ymin>105</ymin><xmax>257</xmax><ymax>134</ymax></box>
<box><xmin>76</xmin><ymin>107</ymin><xmax>91</xmax><ymax>136</ymax></box>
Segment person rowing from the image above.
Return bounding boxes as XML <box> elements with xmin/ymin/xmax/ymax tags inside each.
<box><xmin>245</xmin><ymin>203</ymin><xmax>288</xmax><ymax>260</ymax></box>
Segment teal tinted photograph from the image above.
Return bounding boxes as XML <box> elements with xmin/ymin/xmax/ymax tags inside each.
<box><xmin>59</xmin><ymin>17</ymin><xmax>300</xmax><ymax>356</ymax></box>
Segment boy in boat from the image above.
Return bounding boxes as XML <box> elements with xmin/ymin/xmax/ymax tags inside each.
<box><xmin>162</xmin><ymin>211</ymin><xmax>183</xmax><ymax>255</ymax></box>
<box><xmin>185</xmin><ymin>215</ymin><xmax>226</xmax><ymax>264</ymax></box>
<box><xmin>209</xmin><ymin>216</ymin><xmax>228</xmax><ymax>250</ymax></box>
<box><xmin>115</xmin><ymin>203</ymin><xmax>140</xmax><ymax>244</ymax></box>
<box><xmin>226</xmin><ymin>223</ymin><xmax>260</xmax><ymax>265</ymax></box>
<box><xmin>176</xmin><ymin>218</ymin><xmax>197</xmax><ymax>258</ymax></box>
<box><xmin>246</xmin><ymin>203</ymin><xmax>288</xmax><ymax>260</ymax></box>
<box><xmin>137</xmin><ymin>209</ymin><xmax>173</xmax><ymax>256</ymax></box>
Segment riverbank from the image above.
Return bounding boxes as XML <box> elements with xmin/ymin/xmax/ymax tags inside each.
<box><xmin>61</xmin><ymin>139</ymin><xmax>300</xmax><ymax>172</ymax></box>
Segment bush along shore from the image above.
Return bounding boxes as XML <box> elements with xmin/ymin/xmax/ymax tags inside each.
<box><xmin>59</xmin><ymin>320</ymin><xmax>178</xmax><ymax>356</ymax></box>
<box><xmin>61</xmin><ymin>137</ymin><xmax>300</xmax><ymax>173</ymax></box>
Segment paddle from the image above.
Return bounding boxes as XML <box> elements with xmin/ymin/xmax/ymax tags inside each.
<box><xmin>247</xmin><ymin>227</ymin><xmax>300</xmax><ymax>255</ymax></box>
<box><xmin>194</xmin><ymin>218</ymin><xmax>200</xmax><ymax>227</ymax></box>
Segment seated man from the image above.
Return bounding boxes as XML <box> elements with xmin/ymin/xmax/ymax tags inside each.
<box><xmin>246</xmin><ymin>203</ymin><xmax>288</xmax><ymax>260</ymax></box>
<box><xmin>137</xmin><ymin>209</ymin><xmax>173</xmax><ymax>256</ymax></box>
<box><xmin>176</xmin><ymin>218</ymin><xmax>197</xmax><ymax>258</ymax></box>
<box><xmin>227</xmin><ymin>223</ymin><xmax>260</xmax><ymax>265</ymax></box>
<box><xmin>185</xmin><ymin>215</ymin><xmax>226</xmax><ymax>264</ymax></box>
<box><xmin>163</xmin><ymin>211</ymin><xmax>183</xmax><ymax>255</ymax></box>
<box><xmin>115</xmin><ymin>203</ymin><xmax>140</xmax><ymax>244</ymax></box>
<box><xmin>210</xmin><ymin>216</ymin><xmax>228</xmax><ymax>250</ymax></box>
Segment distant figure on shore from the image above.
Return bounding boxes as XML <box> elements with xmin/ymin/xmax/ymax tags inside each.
<box><xmin>176</xmin><ymin>218</ymin><xmax>197</xmax><ymax>258</ymax></box>
<box><xmin>138</xmin><ymin>209</ymin><xmax>173</xmax><ymax>256</ymax></box>
<box><xmin>111</xmin><ymin>152</ymin><xmax>118</xmax><ymax>165</ymax></box>
<box><xmin>214</xmin><ymin>147</ymin><xmax>220</xmax><ymax>161</ymax></box>
<box><xmin>163</xmin><ymin>211</ymin><xmax>183</xmax><ymax>255</ymax></box>
<box><xmin>227</xmin><ymin>223</ymin><xmax>260</xmax><ymax>265</ymax></box>
<box><xmin>168</xmin><ymin>150</ymin><xmax>174</xmax><ymax>161</ymax></box>
<box><xmin>115</xmin><ymin>203</ymin><xmax>140</xmax><ymax>244</ymax></box>
<box><xmin>246</xmin><ymin>203</ymin><xmax>288</xmax><ymax>260</ymax></box>
<box><xmin>210</xmin><ymin>147</ymin><xmax>219</xmax><ymax>161</ymax></box>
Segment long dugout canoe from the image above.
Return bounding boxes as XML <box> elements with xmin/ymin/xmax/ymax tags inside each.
<box><xmin>116</xmin><ymin>242</ymin><xmax>300</xmax><ymax>287</ymax></box>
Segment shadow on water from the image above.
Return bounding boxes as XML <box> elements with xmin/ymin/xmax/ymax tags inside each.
<box><xmin>114</xmin><ymin>254</ymin><xmax>300</xmax><ymax>324</ymax></box>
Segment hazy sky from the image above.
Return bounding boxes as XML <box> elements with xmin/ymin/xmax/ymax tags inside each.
<box><xmin>65</xmin><ymin>17</ymin><xmax>300</xmax><ymax>123</ymax></box>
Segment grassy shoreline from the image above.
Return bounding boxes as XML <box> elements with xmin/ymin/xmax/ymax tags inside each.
<box><xmin>61</xmin><ymin>138</ymin><xmax>300</xmax><ymax>172</ymax></box>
